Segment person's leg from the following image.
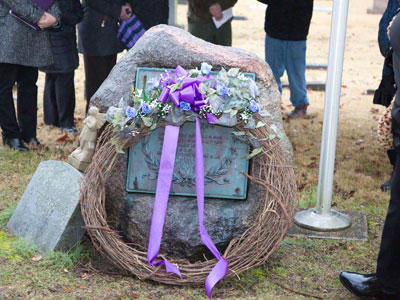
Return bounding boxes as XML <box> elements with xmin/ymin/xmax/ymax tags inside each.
<box><xmin>16</xmin><ymin>65</ymin><xmax>39</xmax><ymax>141</ymax></box>
<box><xmin>43</xmin><ymin>73</ymin><xmax>60</xmax><ymax>127</ymax></box>
<box><xmin>376</xmin><ymin>151</ymin><xmax>400</xmax><ymax>295</ymax></box>
<box><xmin>214</xmin><ymin>21</ymin><xmax>232</xmax><ymax>46</ymax></box>
<box><xmin>54</xmin><ymin>72</ymin><xmax>76</xmax><ymax>129</ymax></box>
<box><xmin>84</xmin><ymin>55</ymin><xmax>117</xmax><ymax>112</ymax></box>
<box><xmin>265</xmin><ymin>34</ymin><xmax>286</xmax><ymax>94</ymax></box>
<box><xmin>285</xmin><ymin>40</ymin><xmax>309</xmax><ymax>108</ymax></box>
<box><xmin>0</xmin><ymin>63</ymin><xmax>20</xmax><ymax>140</ymax></box>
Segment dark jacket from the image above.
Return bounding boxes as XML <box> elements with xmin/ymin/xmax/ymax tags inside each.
<box><xmin>131</xmin><ymin>0</ymin><xmax>169</xmax><ymax>30</ymax></box>
<box><xmin>379</xmin><ymin>0</ymin><xmax>400</xmax><ymax>58</ymax></box>
<box><xmin>258</xmin><ymin>0</ymin><xmax>313</xmax><ymax>41</ymax></box>
<box><xmin>41</xmin><ymin>0</ymin><xmax>83</xmax><ymax>73</ymax></box>
<box><xmin>0</xmin><ymin>0</ymin><xmax>61</xmax><ymax>68</ymax></box>
<box><xmin>187</xmin><ymin>0</ymin><xmax>237</xmax><ymax>24</ymax></box>
<box><xmin>390</xmin><ymin>14</ymin><xmax>400</xmax><ymax>150</ymax></box>
<box><xmin>78</xmin><ymin>0</ymin><xmax>126</xmax><ymax>56</ymax></box>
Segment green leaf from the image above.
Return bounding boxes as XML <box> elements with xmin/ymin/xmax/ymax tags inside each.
<box><xmin>277</xmin><ymin>132</ymin><xmax>285</xmax><ymax>139</ymax></box>
<box><xmin>270</xmin><ymin>124</ymin><xmax>278</xmax><ymax>133</ymax></box>
<box><xmin>227</xmin><ymin>68</ymin><xmax>240</xmax><ymax>78</ymax></box>
<box><xmin>245</xmin><ymin>147</ymin><xmax>263</xmax><ymax>160</ymax></box>
<box><xmin>256</xmin><ymin>121</ymin><xmax>266</xmax><ymax>128</ymax></box>
<box><xmin>268</xmin><ymin>134</ymin><xmax>276</xmax><ymax>140</ymax></box>
<box><xmin>230</xmin><ymin>109</ymin><xmax>238</xmax><ymax>119</ymax></box>
<box><xmin>142</xmin><ymin>117</ymin><xmax>153</xmax><ymax>127</ymax></box>
<box><xmin>232</xmin><ymin>131</ymin><xmax>246</xmax><ymax>136</ymax></box>
<box><xmin>150</xmin><ymin>123</ymin><xmax>157</xmax><ymax>131</ymax></box>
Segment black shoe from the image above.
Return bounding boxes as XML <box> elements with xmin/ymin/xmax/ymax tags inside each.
<box><xmin>380</xmin><ymin>174</ymin><xmax>393</xmax><ymax>192</ymax></box>
<box><xmin>339</xmin><ymin>271</ymin><xmax>383</xmax><ymax>299</ymax></box>
<box><xmin>62</xmin><ymin>126</ymin><xmax>77</xmax><ymax>133</ymax></box>
<box><xmin>3</xmin><ymin>138</ymin><xmax>29</xmax><ymax>151</ymax></box>
<box><xmin>23</xmin><ymin>137</ymin><xmax>41</xmax><ymax>146</ymax></box>
<box><xmin>288</xmin><ymin>104</ymin><xmax>308</xmax><ymax>118</ymax></box>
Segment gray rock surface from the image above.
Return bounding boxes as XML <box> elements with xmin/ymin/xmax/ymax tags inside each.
<box><xmin>92</xmin><ymin>25</ymin><xmax>293</xmax><ymax>259</ymax></box>
<box><xmin>7</xmin><ymin>161</ymin><xmax>84</xmax><ymax>254</ymax></box>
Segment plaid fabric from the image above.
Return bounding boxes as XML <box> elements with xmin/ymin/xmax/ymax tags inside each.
<box><xmin>117</xmin><ymin>14</ymin><xmax>146</xmax><ymax>49</ymax></box>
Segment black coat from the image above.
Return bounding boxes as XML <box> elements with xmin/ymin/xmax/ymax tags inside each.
<box><xmin>131</xmin><ymin>0</ymin><xmax>169</xmax><ymax>30</ymax></box>
<box><xmin>78</xmin><ymin>0</ymin><xmax>126</xmax><ymax>57</ymax></box>
<box><xmin>40</xmin><ymin>0</ymin><xmax>83</xmax><ymax>73</ymax></box>
<box><xmin>258</xmin><ymin>0</ymin><xmax>313</xmax><ymax>41</ymax></box>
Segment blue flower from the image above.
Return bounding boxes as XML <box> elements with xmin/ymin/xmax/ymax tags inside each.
<box><xmin>147</xmin><ymin>77</ymin><xmax>160</xmax><ymax>89</ymax></box>
<box><xmin>141</xmin><ymin>103</ymin><xmax>152</xmax><ymax>114</ymax></box>
<box><xmin>180</xmin><ymin>101</ymin><xmax>191</xmax><ymax>111</ymax></box>
<box><xmin>249</xmin><ymin>101</ymin><xmax>260</xmax><ymax>113</ymax></box>
<box><xmin>125</xmin><ymin>106</ymin><xmax>137</xmax><ymax>119</ymax></box>
<box><xmin>201</xmin><ymin>62</ymin><xmax>212</xmax><ymax>75</ymax></box>
<box><xmin>216</xmin><ymin>82</ymin><xmax>229</xmax><ymax>95</ymax></box>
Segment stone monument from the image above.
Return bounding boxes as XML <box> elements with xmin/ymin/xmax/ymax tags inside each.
<box><xmin>89</xmin><ymin>25</ymin><xmax>294</xmax><ymax>260</ymax></box>
<box><xmin>7</xmin><ymin>161</ymin><xmax>85</xmax><ymax>253</ymax></box>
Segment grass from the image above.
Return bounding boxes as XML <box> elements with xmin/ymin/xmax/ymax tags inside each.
<box><xmin>0</xmin><ymin>0</ymin><xmax>392</xmax><ymax>299</ymax></box>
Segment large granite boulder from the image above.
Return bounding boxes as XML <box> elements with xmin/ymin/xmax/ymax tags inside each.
<box><xmin>92</xmin><ymin>25</ymin><xmax>292</xmax><ymax>259</ymax></box>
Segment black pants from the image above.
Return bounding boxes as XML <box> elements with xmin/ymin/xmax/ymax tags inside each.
<box><xmin>83</xmin><ymin>54</ymin><xmax>117</xmax><ymax>112</ymax></box>
<box><xmin>377</xmin><ymin>151</ymin><xmax>400</xmax><ymax>294</ymax></box>
<box><xmin>0</xmin><ymin>63</ymin><xmax>38</xmax><ymax>140</ymax></box>
<box><xmin>43</xmin><ymin>72</ymin><xmax>76</xmax><ymax>128</ymax></box>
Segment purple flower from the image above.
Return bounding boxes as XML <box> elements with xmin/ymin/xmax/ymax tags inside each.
<box><xmin>249</xmin><ymin>101</ymin><xmax>260</xmax><ymax>113</ymax></box>
<box><xmin>201</xmin><ymin>62</ymin><xmax>212</xmax><ymax>75</ymax></box>
<box><xmin>180</xmin><ymin>101</ymin><xmax>191</xmax><ymax>111</ymax></box>
<box><xmin>126</xmin><ymin>106</ymin><xmax>137</xmax><ymax>118</ymax></box>
<box><xmin>216</xmin><ymin>82</ymin><xmax>229</xmax><ymax>95</ymax></box>
<box><xmin>141</xmin><ymin>102</ymin><xmax>152</xmax><ymax>114</ymax></box>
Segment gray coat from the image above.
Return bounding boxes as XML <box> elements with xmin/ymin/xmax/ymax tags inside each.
<box><xmin>0</xmin><ymin>0</ymin><xmax>61</xmax><ymax>68</ymax></box>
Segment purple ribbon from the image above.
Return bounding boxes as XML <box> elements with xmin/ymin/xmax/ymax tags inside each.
<box><xmin>147</xmin><ymin>125</ymin><xmax>182</xmax><ymax>279</ymax></box>
<box><xmin>147</xmin><ymin>117</ymin><xmax>228</xmax><ymax>298</ymax></box>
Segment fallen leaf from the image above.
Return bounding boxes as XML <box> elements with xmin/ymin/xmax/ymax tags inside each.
<box><xmin>31</xmin><ymin>256</ymin><xmax>42</xmax><ymax>262</ymax></box>
<box><xmin>347</xmin><ymin>245</ymin><xmax>355</xmax><ymax>250</ymax></box>
<box><xmin>79</xmin><ymin>273</ymin><xmax>92</xmax><ymax>280</ymax></box>
<box><xmin>369</xmin><ymin>108</ymin><xmax>379</xmax><ymax>114</ymax></box>
<box><xmin>56</xmin><ymin>133</ymin><xmax>68</xmax><ymax>143</ymax></box>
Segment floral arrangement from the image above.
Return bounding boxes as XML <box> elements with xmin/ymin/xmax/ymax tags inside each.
<box><xmin>106</xmin><ymin>63</ymin><xmax>265</xmax><ymax>137</ymax></box>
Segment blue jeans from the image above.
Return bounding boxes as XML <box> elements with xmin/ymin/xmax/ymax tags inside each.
<box><xmin>265</xmin><ymin>34</ymin><xmax>309</xmax><ymax>107</ymax></box>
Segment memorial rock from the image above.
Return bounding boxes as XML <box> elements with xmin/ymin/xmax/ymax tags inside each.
<box><xmin>7</xmin><ymin>161</ymin><xmax>84</xmax><ymax>253</ymax></box>
<box><xmin>92</xmin><ymin>25</ymin><xmax>292</xmax><ymax>259</ymax></box>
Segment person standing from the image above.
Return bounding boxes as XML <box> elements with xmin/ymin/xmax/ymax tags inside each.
<box><xmin>78</xmin><ymin>0</ymin><xmax>132</xmax><ymax>113</ymax></box>
<box><xmin>187</xmin><ymin>0</ymin><xmax>237</xmax><ymax>46</ymax></box>
<box><xmin>0</xmin><ymin>0</ymin><xmax>60</xmax><ymax>151</ymax></box>
<box><xmin>258</xmin><ymin>0</ymin><xmax>314</xmax><ymax>118</ymax></box>
<box><xmin>40</xmin><ymin>0</ymin><xmax>83</xmax><ymax>133</ymax></box>
<box><xmin>339</xmin><ymin>13</ymin><xmax>400</xmax><ymax>300</ymax></box>
<box><xmin>375</xmin><ymin>0</ymin><xmax>400</xmax><ymax>192</ymax></box>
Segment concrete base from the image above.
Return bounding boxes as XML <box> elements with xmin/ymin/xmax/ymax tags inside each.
<box><xmin>289</xmin><ymin>210</ymin><xmax>368</xmax><ymax>241</ymax></box>
<box><xmin>68</xmin><ymin>155</ymin><xmax>90</xmax><ymax>173</ymax></box>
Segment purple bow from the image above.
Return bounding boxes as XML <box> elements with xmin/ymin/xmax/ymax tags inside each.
<box><xmin>158</xmin><ymin>67</ymin><xmax>217</xmax><ymax>123</ymax></box>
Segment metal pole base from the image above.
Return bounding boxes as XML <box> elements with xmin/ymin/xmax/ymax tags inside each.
<box><xmin>294</xmin><ymin>208</ymin><xmax>352</xmax><ymax>232</ymax></box>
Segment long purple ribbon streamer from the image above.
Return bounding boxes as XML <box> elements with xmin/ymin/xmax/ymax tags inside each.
<box><xmin>147</xmin><ymin>125</ymin><xmax>182</xmax><ymax>278</ymax></box>
<box><xmin>195</xmin><ymin>117</ymin><xmax>228</xmax><ymax>298</ymax></box>
<box><xmin>147</xmin><ymin>118</ymin><xmax>228</xmax><ymax>298</ymax></box>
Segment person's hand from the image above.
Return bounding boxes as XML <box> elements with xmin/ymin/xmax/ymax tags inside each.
<box><xmin>209</xmin><ymin>3</ymin><xmax>223</xmax><ymax>21</ymax></box>
<box><xmin>37</xmin><ymin>12</ymin><xmax>57</xmax><ymax>29</ymax></box>
<box><xmin>388</xmin><ymin>15</ymin><xmax>397</xmax><ymax>40</ymax></box>
<box><xmin>120</xmin><ymin>3</ymin><xmax>132</xmax><ymax>20</ymax></box>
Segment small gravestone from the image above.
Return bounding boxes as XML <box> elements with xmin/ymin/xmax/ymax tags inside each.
<box><xmin>7</xmin><ymin>161</ymin><xmax>85</xmax><ymax>254</ymax></box>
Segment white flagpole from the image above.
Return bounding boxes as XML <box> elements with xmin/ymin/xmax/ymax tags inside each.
<box><xmin>294</xmin><ymin>0</ymin><xmax>352</xmax><ymax>231</ymax></box>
